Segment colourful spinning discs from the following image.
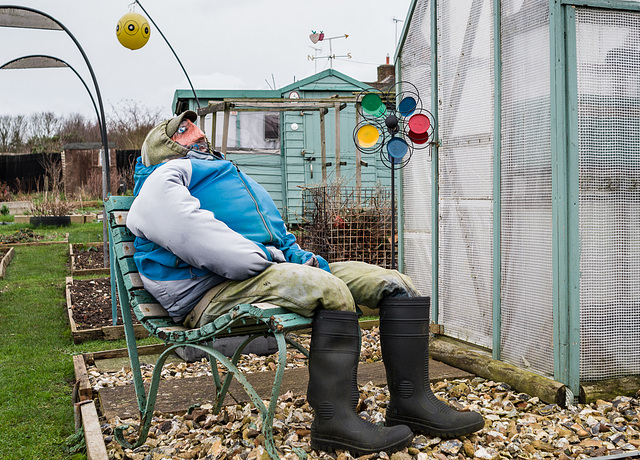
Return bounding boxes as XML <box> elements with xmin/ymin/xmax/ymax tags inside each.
<box><xmin>356</xmin><ymin>124</ymin><xmax>380</xmax><ymax>148</ymax></box>
<box><xmin>361</xmin><ymin>93</ymin><xmax>386</xmax><ymax>117</ymax></box>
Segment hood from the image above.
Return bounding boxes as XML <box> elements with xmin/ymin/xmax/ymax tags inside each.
<box><xmin>140</xmin><ymin>111</ymin><xmax>198</xmax><ymax>166</ymax></box>
<box><xmin>133</xmin><ymin>156</ymin><xmax>164</xmax><ymax>195</ymax></box>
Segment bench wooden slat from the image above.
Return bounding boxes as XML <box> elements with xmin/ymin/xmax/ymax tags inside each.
<box><xmin>116</xmin><ymin>256</ymin><xmax>138</xmax><ymax>277</ymax></box>
<box><xmin>112</xmin><ymin>210</ymin><xmax>128</xmax><ymax>226</ymax></box>
<box><xmin>156</xmin><ymin>325</ymin><xmax>189</xmax><ymax>334</ymax></box>
<box><xmin>135</xmin><ymin>303</ymin><xmax>170</xmax><ymax>319</ymax></box>
<box><xmin>105</xmin><ymin>195</ymin><xmax>135</xmax><ymax>212</ymax></box>
<box><xmin>111</xmin><ymin>230</ymin><xmax>135</xmax><ymax>245</ymax></box>
<box><xmin>123</xmin><ymin>272</ymin><xmax>144</xmax><ymax>290</ymax></box>
<box><xmin>110</xmin><ymin>223</ymin><xmax>135</xmax><ymax>242</ymax></box>
<box><xmin>121</xmin><ymin>242</ymin><xmax>135</xmax><ymax>256</ymax></box>
<box><xmin>130</xmin><ymin>290</ymin><xmax>158</xmax><ymax>305</ymax></box>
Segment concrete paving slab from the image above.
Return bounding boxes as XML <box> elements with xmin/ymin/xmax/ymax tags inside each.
<box><xmin>98</xmin><ymin>359</ymin><xmax>474</xmax><ymax>419</ymax></box>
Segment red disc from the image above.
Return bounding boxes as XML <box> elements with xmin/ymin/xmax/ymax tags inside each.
<box><xmin>408</xmin><ymin>113</ymin><xmax>430</xmax><ymax>134</ymax></box>
<box><xmin>408</xmin><ymin>130</ymin><xmax>429</xmax><ymax>144</ymax></box>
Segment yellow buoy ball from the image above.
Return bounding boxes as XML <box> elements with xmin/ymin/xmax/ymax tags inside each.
<box><xmin>116</xmin><ymin>12</ymin><xmax>150</xmax><ymax>50</ymax></box>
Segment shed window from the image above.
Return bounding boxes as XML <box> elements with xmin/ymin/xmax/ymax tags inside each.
<box><xmin>264</xmin><ymin>113</ymin><xmax>280</xmax><ymax>140</ymax></box>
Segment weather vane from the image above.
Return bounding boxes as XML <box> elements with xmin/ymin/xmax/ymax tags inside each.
<box><xmin>353</xmin><ymin>81</ymin><xmax>434</xmax><ymax>269</ymax></box>
<box><xmin>307</xmin><ymin>31</ymin><xmax>351</xmax><ymax>69</ymax></box>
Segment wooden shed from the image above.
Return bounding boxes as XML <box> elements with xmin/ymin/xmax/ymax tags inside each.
<box><xmin>172</xmin><ymin>69</ymin><xmax>393</xmax><ymax>223</ymax></box>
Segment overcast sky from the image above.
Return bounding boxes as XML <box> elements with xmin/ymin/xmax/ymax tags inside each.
<box><xmin>0</xmin><ymin>1</ymin><xmax>412</xmax><ymax>120</ymax></box>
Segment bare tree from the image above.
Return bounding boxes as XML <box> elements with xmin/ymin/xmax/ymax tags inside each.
<box><xmin>1</xmin><ymin>102</ymin><xmax>165</xmax><ymax>153</ymax></box>
<box><xmin>38</xmin><ymin>153</ymin><xmax>63</xmax><ymax>194</ymax></box>
<box><xmin>0</xmin><ymin>115</ymin><xmax>13</xmax><ymax>152</ymax></box>
<box><xmin>0</xmin><ymin>115</ymin><xmax>26</xmax><ymax>152</ymax></box>
<box><xmin>107</xmin><ymin>99</ymin><xmax>165</xmax><ymax>149</ymax></box>
<box><xmin>60</xmin><ymin>113</ymin><xmax>101</xmax><ymax>144</ymax></box>
<box><xmin>26</xmin><ymin>112</ymin><xmax>63</xmax><ymax>153</ymax></box>
<box><xmin>28</xmin><ymin>112</ymin><xmax>61</xmax><ymax>139</ymax></box>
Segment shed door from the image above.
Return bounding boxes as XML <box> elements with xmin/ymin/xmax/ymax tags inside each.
<box><xmin>302</xmin><ymin>111</ymin><xmax>326</xmax><ymax>185</ymax></box>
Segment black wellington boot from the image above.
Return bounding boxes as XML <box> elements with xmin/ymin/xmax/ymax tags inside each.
<box><xmin>307</xmin><ymin>309</ymin><xmax>413</xmax><ymax>456</ymax></box>
<box><xmin>380</xmin><ymin>297</ymin><xmax>485</xmax><ymax>438</ymax></box>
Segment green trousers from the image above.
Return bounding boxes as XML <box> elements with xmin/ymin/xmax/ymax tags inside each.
<box><xmin>184</xmin><ymin>261</ymin><xmax>420</xmax><ymax>328</ymax></box>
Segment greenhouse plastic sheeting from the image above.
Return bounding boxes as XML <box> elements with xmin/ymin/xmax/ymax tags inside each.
<box><xmin>400</xmin><ymin>0</ymin><xmax>433</xmax><ymax>299</ymax></box>
<box><xmin>435</xmin><ymin>0</ymin><xmax>494</xmax><ymax>349</ymax></box>
<box><xmin>499</xmin><ymin>0</ymin><xmax>554</xmax><ymax>377</ymax></box>
<box><xmin>576</xmin><ymin>7</ymin><xmax>640</xmax><ymax>382</ymax></box>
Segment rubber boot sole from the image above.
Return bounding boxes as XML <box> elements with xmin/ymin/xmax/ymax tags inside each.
<box><xmin>310</xmin><ymin>428</ymin><xmax>414</xmax><ymax>456</ymax></box>
<box><xmin>386</xmin><ymin>413</ymin><xmax>486</xmax><ymax>439</ymax></box>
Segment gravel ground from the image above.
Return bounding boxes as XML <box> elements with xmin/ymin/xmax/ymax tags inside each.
<box><xmin>89</xmin><ymin>328</ymin><xmax>640</xmax><ymax>460</ymax></box>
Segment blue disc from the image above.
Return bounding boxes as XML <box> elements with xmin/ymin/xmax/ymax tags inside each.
<box><xmin>387</xmin><ymin>137</ymin><xmax>409</xmax><ymax>159</ymax></box>
<box><xmin>387</xmin><ymin>153</ymin><xmax>403</xmax><ymax>164</ymax></box>
<box><xmin>398</xmin><ymin>96</ymin><xmax>417</xmax><ymax>117</ymax></box>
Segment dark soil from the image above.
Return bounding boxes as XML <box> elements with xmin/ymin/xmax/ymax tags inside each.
<box><xmin>72</xmin><ymin>243</ymin><xmax>106</xmax><ymax>270</ymax></box>
<box><xmin>70</xmin><ymin>242</ymin><xmax>144</xmax><ymax>329</ymax></box>
<box><xmin>69</xmin><ymin>278</ymin><xmax>142</xmax><ymax>329</ymax></box>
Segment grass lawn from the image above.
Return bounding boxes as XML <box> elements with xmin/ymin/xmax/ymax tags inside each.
<box><xmin>0</xmin><ymin>222</ymin><xmax>159</xmax><ymax>459</ymax></box>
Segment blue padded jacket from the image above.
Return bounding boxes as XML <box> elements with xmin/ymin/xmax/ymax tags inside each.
<box><xmin>127</xmin><ymin>155</ymin><xmax>329</xmax><ymax>321</ymax></box>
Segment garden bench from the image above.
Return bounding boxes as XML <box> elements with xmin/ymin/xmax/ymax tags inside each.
<box><xmin>105</xmin><ymin>196</ymin><xmax>313</xmax><ymax>459</ymax></box>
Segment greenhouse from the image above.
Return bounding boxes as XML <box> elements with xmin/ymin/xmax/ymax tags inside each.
<box><xmin>396</xmin><ymin>0</ymin><xmax>640</xmax><ymax>400</ymax></box>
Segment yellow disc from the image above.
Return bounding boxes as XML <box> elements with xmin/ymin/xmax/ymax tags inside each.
<box><xmin>116</xmin><ymin>12</ymin><xmax>151</xmax><ymax>50</ymax></box>
<box><xmin>356</xmin><ymin>124</ymin><xmax>380</xmax><ymax>148</ymax></box>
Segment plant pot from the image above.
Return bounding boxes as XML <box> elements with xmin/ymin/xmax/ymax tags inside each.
<box><xmin>30</xmin><ymin>216</ymin><xmax>71</xmax><ymax>227</ymax></box>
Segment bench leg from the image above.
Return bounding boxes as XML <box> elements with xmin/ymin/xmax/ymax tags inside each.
<box><xmin>114</xmin><ymin>345</ymin><xmax>182</xmax><ymax>449</ymax></box>
<box><xmin>286</xmin><ymin>333</ymin><xmax>310</xmax><ymax>358</ymax></box>
<box><xmin>113</xmin><ymin>262</ymin><xmax>148</xmax><ymax>416</ymax></box>
<box><xmin>211</xmin><ymin>334</ymin><xmax>258</xmax><ymax>414</ymax></box>
<box><xmin>208</xmin><ymin>340</ymin><xmax>223</xmax><ymax>402</ymax></box>
<box><xmin>115</xmin><ymin>333</ymin><xmax>306</xmax><ymax>460</ymax></box>
<box><xmin>193</xmin><ymin>332</ymin><xmax>297</xmax><ymax>460</ymax></box>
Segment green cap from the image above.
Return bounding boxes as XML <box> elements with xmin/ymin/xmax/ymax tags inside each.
<box><xmin>141</xmin><ymin>111</ymin><xmax>198</xmax><ymax>166</ymax></box>
<box><xmin>166</xmin><ymin>110</ymin><xmax>197</xmax><ymax>137</ymax></box>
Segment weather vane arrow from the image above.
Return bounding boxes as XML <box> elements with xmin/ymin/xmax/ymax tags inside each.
<box><xmin>307</xmin><ymin>31</ymin><xmax>349</xmax><ymax>69</ymax></box>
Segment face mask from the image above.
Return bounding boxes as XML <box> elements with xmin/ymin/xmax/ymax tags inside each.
<box><xmin>172</xmin><ymin>119</ymin><xmax>210</xmax><ymax>152</ymax></box>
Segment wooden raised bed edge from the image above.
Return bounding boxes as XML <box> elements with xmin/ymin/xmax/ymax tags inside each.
<box><xmin>14</xmin><ymin>213</ymin><xmax>97</xmax><ymax>225</ymax></box>
<box><xmin>69</xmin><ymin>243</ymin><xmax>110</xmax><ymax>276</ymax></box>
<box><xmin>73</xmin><ymin>354</ymin><xmax>109</xmax><ymax>460</ymax></box>
<box><xmin>72</xmin><ymin>344</ymin><xmax>168</xmax><ymax>460</ymax></box>
<box><xmin>0</xmin><ymin>246</ymin><xmax>14</xmax><ymax>279</ymax></box>
<box><xmin>66</xmin><ymin>276</ymin><xmax>149</xmax><ymax>344</ymax></box>
<box><xmin>0</xmin><ymin>239</ymin><xmax>69</xmax><ymax>248</ymax></box>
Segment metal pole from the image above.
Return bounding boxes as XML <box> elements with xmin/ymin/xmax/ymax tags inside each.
<box><xmin>0</xmin><ymin>55</ymin><xmax>100</xmax><ymax>128</ymax></box>
<box><xmin>391</xmin><ymin>160</ymin><xmax>396</xmax><ymax>270</ymax></box>
<box><xmin>431</xmin><ymin>0</ymin><xmax>440</xmax><ymax>324</ymax></box>
<box><xmin>492</xmin><ymin>0</ymin><xmax>503</xmax><ymax>361</ymax></box>
<box><xmin>134</xmin><ymin>0</ymin><xmax>201</xmax><ymax>109</ymax></box>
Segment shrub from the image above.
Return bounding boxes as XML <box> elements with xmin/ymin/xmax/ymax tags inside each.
<box><xmin>31</xmin><ymin>194</ymin><xmax>74</xmax><ymax>216</ymax></box>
